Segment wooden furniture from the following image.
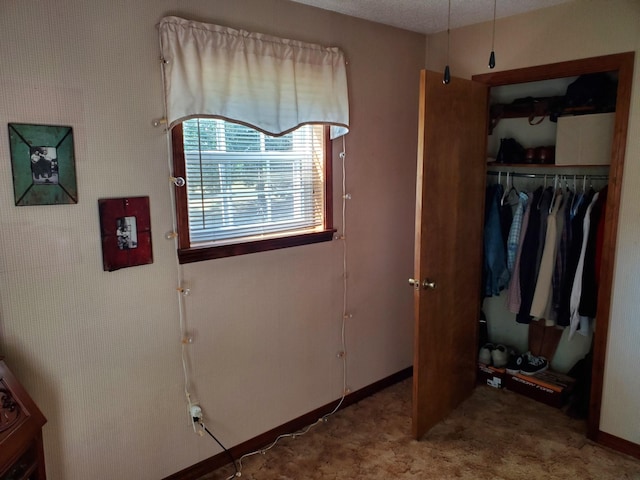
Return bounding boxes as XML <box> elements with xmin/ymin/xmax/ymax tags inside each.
<box><xmin>0</xmin><ymin>358</ymin><xmax>46</xmax><ymax>480</ymax></box>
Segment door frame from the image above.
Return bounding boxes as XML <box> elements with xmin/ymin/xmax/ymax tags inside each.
<box><xmin>472</xmin><ymin>52</ymin><xmax>635</xmax><ymax>445</ymax></box>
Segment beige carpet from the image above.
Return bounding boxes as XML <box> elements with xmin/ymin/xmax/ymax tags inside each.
<box><xmin>201</xmin><ymin>379</ymin><xmax>640</xmax><ymax>479</ymax></box>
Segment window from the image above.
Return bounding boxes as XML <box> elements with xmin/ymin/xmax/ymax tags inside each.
<box><xmin>172</xmin><ymin>119</ymin><xmax>334</xmax><ymax>263</ymax></box>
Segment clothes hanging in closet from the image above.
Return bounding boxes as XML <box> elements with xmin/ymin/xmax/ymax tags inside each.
<box><xmin>569</xmin><ymin>190</ymin><xmax>600</xmax><ymax>338</ymax></box>
<box><xmin>483</xmin><ymin>178</ymin><xmax>607</xmax><ymax>338</ymax></box>
<box><xmin>571</xmin><ymin>186</ymin><xmax>608</xmax><ymax>338</ymax></box>
<box><xmin>506</xmin><ymin>194</ymin><xmax>531</xmax><ymax>313</ymax></box>
<box><xmin>580</xmin><ymin>186</ymin><xmax>608</xmax><ymax>317</ymax></box>
<box><xmin>550</xmin><ymin>189</ymin><xmax>574</xmax><ymax>323</ymax></box>
<box><xmin>556</xmin><ymin>188</ymin><xmax>594</xmax><ymax>328</ymax></box>
<box><xmin>515</xmin><ymin>186</ymin><xmax>545</xmax><ymax>324</ymax></box>
<box><xmin>483</xmin><ymin>184</ymin><xmax>510</xmax><ymax>297</ymax></box>
<box><xmin>530</xmin><ymin>190</ymin><xmax>564</xmax><ymax>322</ymax></box>
<box><xmin>507</xmin><ymin>192</ymin><xmax>529</xmax><ymax>274</ymax></box>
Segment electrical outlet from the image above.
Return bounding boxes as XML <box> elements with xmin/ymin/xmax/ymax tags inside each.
<box><xmin>190</xmin><ymin>404</ymin><xmax>203</xmax><ymax>422</ymax></box>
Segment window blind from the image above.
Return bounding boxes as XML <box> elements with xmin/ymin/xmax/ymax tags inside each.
<box><xmin>183</xmin><ymin>119</ymin><xmax>325</xmax><ymax>245</ymax></box>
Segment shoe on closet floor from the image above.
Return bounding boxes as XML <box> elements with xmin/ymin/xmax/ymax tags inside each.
<box><xmin>519</xmin><ymin>352</ymin><xmax>549</xmax><ymax>376</ymax></box>
<box><xmin>491</xmin><ymin>344</ymin><xmax>510</xmax><ymax>368</ymax></box>
<box><xmin>478</xmin><ymin>343</ymin><xmax>494</xmax><ymax>365</ymax></box>
<box><xmin>506</xmin><ymin>353</ymin><xmax>525</xmax><ymax>374</ymax></box>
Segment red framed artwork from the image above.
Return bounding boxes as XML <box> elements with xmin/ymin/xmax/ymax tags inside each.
<box><xmin>98</xmin><ymin>197</ymin><xmax>153</xmax><ymax>271</ymax></box>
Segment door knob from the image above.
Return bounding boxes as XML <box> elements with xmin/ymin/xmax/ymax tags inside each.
<box><xmin>408</xmin><ymin>278</ymin><xmax>437</xmax><ymax>290</ymax></box>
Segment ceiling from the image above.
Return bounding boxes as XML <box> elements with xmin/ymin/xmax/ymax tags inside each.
<box><xmin>286</xmin><ymin>0</ymin><xmax>573</xmax><ymax>35</ymax></box>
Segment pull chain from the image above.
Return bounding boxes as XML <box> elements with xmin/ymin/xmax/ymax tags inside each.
<box><xmin>488</xmin><ymin>0</ymin><xmax>497</xmax><ymax>69</ymax></box>
<box><xmin>443</xmin><ymin>0</ymin><xmax>451</xmax><ymax>84</ymax></box>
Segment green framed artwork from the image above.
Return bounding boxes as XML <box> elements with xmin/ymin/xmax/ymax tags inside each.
<box><xmin>8</xmin><ymin>123</ymin><xmax>78</xmax><ymax>206</ymax></box>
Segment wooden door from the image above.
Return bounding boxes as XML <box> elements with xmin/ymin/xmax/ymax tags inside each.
<box><xmin>412</xmin><ymin>70</ymin><xmax>488</xmax><ymax>439</ymax></box>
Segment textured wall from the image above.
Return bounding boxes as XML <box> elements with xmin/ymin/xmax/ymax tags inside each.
<box><xmin>0</xmin><ymin>1</ymin><xmax>423</xmax><ymax>478</ymax></box>
<box><xmin>426</xmin><ymin>0</ymin><xmax>640</xmax><ymax>444</ymax></box>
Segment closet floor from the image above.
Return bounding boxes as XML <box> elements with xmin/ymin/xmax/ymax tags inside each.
<box><xmin>199</xmin><ymin>378</ymin><xmax>640</xmax><ymax>479</ymax></box>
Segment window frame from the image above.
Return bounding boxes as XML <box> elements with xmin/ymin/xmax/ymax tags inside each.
<box><xmin>171</xmin><ymin>122</ymin><xmax>335</xmax><ymax>264</ymax></box>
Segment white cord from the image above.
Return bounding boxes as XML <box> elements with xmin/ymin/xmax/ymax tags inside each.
<box><xmin>230</xmin><ymin>134</ymin><xmax>351</xmax><ymax>478</ymax></box>
<box><xmin>158</xmin><ymin>37</ymin><xmax>196</xmax><ymax>423</ymax></box>
<box><xmin>336</xmin><ymin>134</ymin><xmax>350</xmax><ymax>407</ymax></box>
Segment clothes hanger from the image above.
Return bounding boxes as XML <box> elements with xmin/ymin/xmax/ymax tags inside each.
<box><xmin>501</xmin><ymin>172</ymin><xmax>512</xmax><ymax>206</ymax></box>
<box><xmin>549</xmin><ymin>174</ymin><xmax>560</xmax><ymax>214</ymax></box>
<box><xmin>507</xmin><ymin>174</ymin><xmax>521</xmax><ymax>206</ymax></box>
<box><xmin>512</xmin><ymin>175</ymin><xmax>519</xmax><ymax>195</ymax></box>
<box><xmin>571</xmin><ymin>174</ymin><xmax>589</xmax><ymax>216</ymax></box>
<box><xmin>509</xmin><ymin>171</ymin><xmax>519</xmax><ymax>194</ymax></box>
<box><xmin>537</xmin><ymin>174</ymin><xmax>548</xmax><ymax>210</ymax></box>
<box><xmin>563</xmin><ymin>175</ymin><xmax>572</xmax><ymax>203</ymax></box>
<box><xmin>570</xmin><ymin>174</ymin><xmax>577</xmax><ymax>213</ymax></box>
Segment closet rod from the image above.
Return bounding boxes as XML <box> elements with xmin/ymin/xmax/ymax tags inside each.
<box><xmin>486</xmin><ymin>171</ymin><xmax>608</xmax><ymax>180</ymax></box>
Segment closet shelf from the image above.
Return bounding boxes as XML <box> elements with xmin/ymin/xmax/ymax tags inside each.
<box><xmin>488</xmin><ymin>96</ymin><xmax>612</xmax><ymax>134</ymax></box>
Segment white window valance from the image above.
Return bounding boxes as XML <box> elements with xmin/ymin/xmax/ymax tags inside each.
<box><xmin>158</xmin><ymin>16</ymin><xmax>349</xmax><ymax>139</ymax></box>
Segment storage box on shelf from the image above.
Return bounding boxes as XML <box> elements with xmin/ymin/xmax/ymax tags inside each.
<box><xmin>555</xmin><ymin>112</ymin><xmax>615</xmax><ymax>166</ymax></box>
<box><xmin>504</xmin><ymin>369</ymin><xmax>576</xmax><ymax>408</ymax></box>
<box><xmin>477</xmin><ymin>363</ymin><xmax>506</xmax><ymax>389</ymax></box>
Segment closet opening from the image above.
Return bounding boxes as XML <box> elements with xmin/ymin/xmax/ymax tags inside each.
<box><xmin>472</xmin><ymin>52</ymin><xmax>634</xmax><ymax>448</ymax></box>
